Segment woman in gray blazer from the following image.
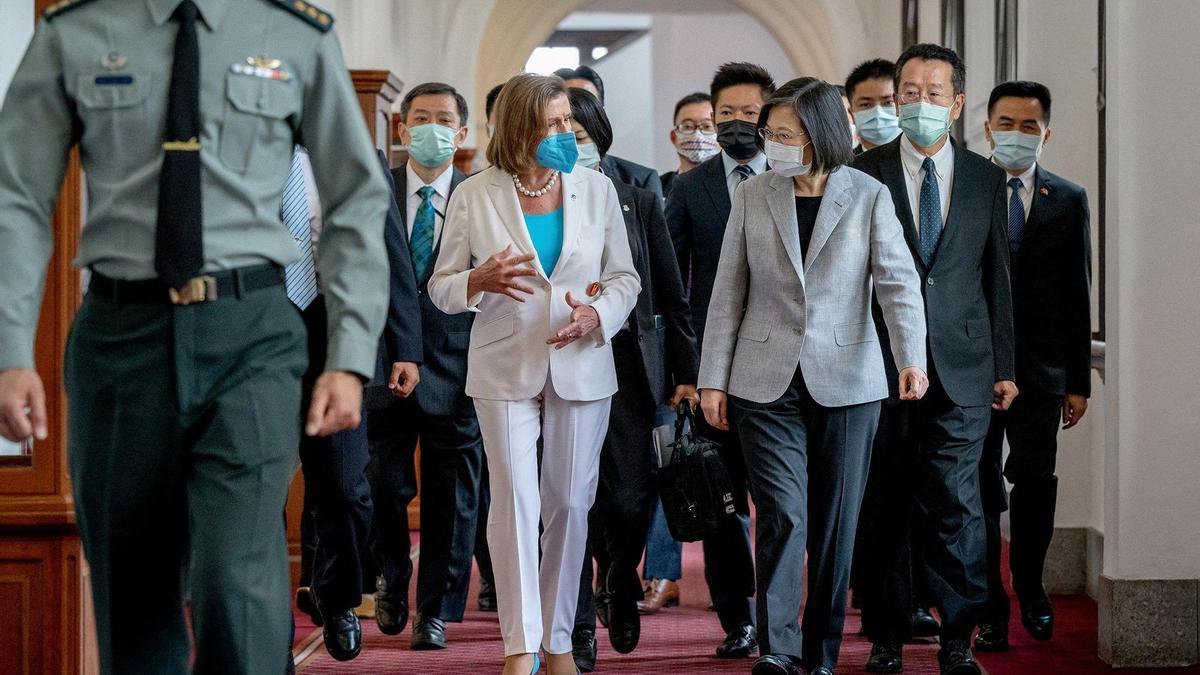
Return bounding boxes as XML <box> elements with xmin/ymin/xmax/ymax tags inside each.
<box><xmin>697</xmin><ymin>81</ymin><xmax>929</xmax><ymax>675</ymax></box>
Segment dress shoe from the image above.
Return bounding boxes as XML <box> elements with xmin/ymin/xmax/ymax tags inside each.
<box><xmin>715</xmin><ymin>623</ymin><xmax>757</xmax><ymax>659</ymax></box>
<box><xmin>865</xmin><ymin>640</ymin><xmax>903</xmax><ymax>673</ymax></box>
<box><xmin>974</xmin><ymin>622</ymin><xmax>1010</xmax><ymax>652</ymax></box>
<box><xmin>911</xmin><ymin>607</ymin><xmax>941</xmax><ymax>638</ymax></box>
<box><xmin>411</xmin><ymin>616</ymin><xmax>448</xmax><ymax>650</ymax></box>
<box><xmin>572</xmin><ymin>627</ymin><xmax>597</xmax><ymax>673</ymax></box>
<box><xmin>938</xmin><ymin>639</ymin><xmax>981</xmax><ymax>675</ymax></box>
<box><xmin>1019</xmin><ymin>594</ymin><xmax>1054</xmax><ymax>641</ymax></box>
<box><xmin>637</xmin><ymin>579</ymin><xmax>680</xmax><ymax>614</ymax></box>
<box><xmin>607</xmin><ymin>590</ymin><xmax>640</xmax><ymax>653</ymax></box>
<box><xmin>750</xmin><ymin>654</ymin><xmax>802</xmax><ymax>675</ymax></box>
<box><xmin>322</xmin><ymin>610</ymin><xmax>362</xmax><ymax>662</ymax></box>
<box><xmin>296</xmin><ymin>587</ymin><xmax>323</xmax><ymax>627</ymax></box>
<box><xmin>594</xmin><ymin>585</ymin><xmax>611</xmax><ymax>629</ymax></box>
<box><xmin>478</xmin><ymin>576</ymin><xmax>498</xmax><ymax>612</ymax></box>
<box><xmin>809</xmin><ymin>668</ymin><xmax>834</xmax><ymax>675</ymax></box>
<box><xmin>374</xmin><ymin>593</ymin><xmax>408</xmax><ymax>636</ymax></box>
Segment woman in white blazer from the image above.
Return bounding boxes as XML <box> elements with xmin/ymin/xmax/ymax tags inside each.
<box><xmin>697</xmin><ymin>80</ymin><xmax>928</xmax><ymax>675</ymax></box>
<box><xmin>428</xmin><ymin>74</ymin><xmax>639</xmax><ymax>675</ymax></box>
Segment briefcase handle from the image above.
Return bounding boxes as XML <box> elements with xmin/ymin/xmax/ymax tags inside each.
<box><xmin>674</xmin><ymin>401</ymin><xmax>698</xmax><ymax>442</ymax></box>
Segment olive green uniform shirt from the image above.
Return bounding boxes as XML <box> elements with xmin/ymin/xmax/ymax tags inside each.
<box><xmin>0</xmin><ymin>0</ymin><xmax>389</xmax><ymax>378</ymax></box>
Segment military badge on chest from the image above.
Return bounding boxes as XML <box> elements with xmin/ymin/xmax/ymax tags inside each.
<box><xmin>230</xmin><ymin>55</ymin><xmax>291</xmax><ymax>81</ymax></box>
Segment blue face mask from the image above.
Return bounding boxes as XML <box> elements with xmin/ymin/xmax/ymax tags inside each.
<box><xmin>990</xmin><ymin>129</ymin><xmax>1044</xmax><ymax>171</ymax></box>
<box><xmin>853</xmin><ymin>105</ymin><xmax>902</xmax><ymax>146</ymax></box>
<box><xmin>407</xmin><ymin>123</ymin><xmax>458</xmax><ymax>168</ymax></box>
<box><xmin>899</xmin><ymin>101</ymin><xmax>952</xmax><ymax>148</ymax></box>
<box><xmin>575</xmin><ymin>141</ymin><xmax>601</xmax><ymax>170</ymax></box>
<box><xmin>536</xmin><ymin>131</ymin><xmax>578</xmax><ymax>173</ymax></box>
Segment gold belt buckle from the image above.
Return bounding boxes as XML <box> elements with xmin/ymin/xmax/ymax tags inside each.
<box><xmin>168</xmin><ymin>276</ymin><xmax>218</xmax><ymax>305</ymax></box>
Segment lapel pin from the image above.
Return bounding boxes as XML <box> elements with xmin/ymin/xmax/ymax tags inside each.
<box><xmin>571</xmin><ymin>193</ymin><xmax>577</xmax><ymax>200</ymax></box>
<box><xmin>586</xmin><ymin>281</ymin><xmax>602</xmax><ymax>297</ymax></box>
<box><xmin>622</xmin><ymin>204</ymin><xmax>630</xmax><ymax>212</ymax></box>
<box><xmin>1039</xmin><ymin>186</ymin><xmax>1050</xmax><ymax>196</ymax></box>
<box><xmin>101</xmin><ymin>51</ymin><xmax>126</xmax><ymax>70</ymax></box>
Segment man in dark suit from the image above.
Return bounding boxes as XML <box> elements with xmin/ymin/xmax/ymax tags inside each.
<box><xmin>554</xmin><ymin>65</ymin><xmax>665</xmax><ymax>201</ymax></box>
<box><xmin>666</xmin><ymin>61</ymin><xmax>776</xmax><ymax>659</ymax></box>
<box><xmin>973</xmin><ymin>81</ymin><xmax>1092</xmax><ymax>653</ymax></box>
<box><xmin>852</xmin><ymin>44</ymin><xmax>1017</xmax><ymax>675</ymax></box>
<box><xmin>366</xmin><ymin>83</ymin><xmax>482</xmax><ymax>651</ymax></box>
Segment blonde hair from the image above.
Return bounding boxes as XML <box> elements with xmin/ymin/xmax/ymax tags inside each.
<box><xmin>486</xmin><ymin>74</ymin><xmax>568</xmax><ymax>174</ymax></box>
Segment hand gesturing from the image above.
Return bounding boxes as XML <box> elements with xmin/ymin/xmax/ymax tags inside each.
<box><xmin>546</xmin><ymin>291</ymin><xmax>600</xmax><ymax>350</ymax></box>
<box><xmin>467</xmin><ymin>244</ymin><xmax>539</xmax><ymax>302</ymax></box>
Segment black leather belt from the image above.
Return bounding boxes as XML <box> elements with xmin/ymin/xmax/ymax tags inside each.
<box><xmin>88</xmin><ymin>264</ymin><xmax>285</xmax><ymax>305</ymax></box>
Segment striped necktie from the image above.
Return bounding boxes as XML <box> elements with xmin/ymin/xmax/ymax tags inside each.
<box><xmin>1008</xmin><ymin>177</ymin><xmax>1025</xmax><ymax>256</ymax></box>
<box><xmin>918</xmin><ymin>157</ymin><xmax>942</xmax><ymax>267</ymax></box>
<box><xmin>409</xmin><ymin>185</ymin><xmax>437</xmax><ymax>281</ymax></box>
<box><xmin>734</xmin><ymin>164</ymin><xmax>755</xmax><ymax>183</ymax></box>
<box><xmin>282</xmin><ymin>152</ymin><xmax>318</xmax><ymax>310</ymax></box>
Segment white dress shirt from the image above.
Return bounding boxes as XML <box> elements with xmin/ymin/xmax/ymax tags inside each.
<box><xmin>721</xmin><ymin>150</ymin><xmax>769</xmax><ymax>201</ymax></box>
<box><xmin>900</xmin><ymin>136</ymin><xmax>954</xmax><ymax>238</ymax></box>
<box><xmin>295</xmin><ymin>146</ymin><xmax>324</xmax><ymax>248</ymax></box>
<box><xmin>405</xmin><ymin>162</ymin><xmax>454</xmax><ymax>248</ymax></box>
<box><xmin>1000</xmin><ymin>161</ymin><xmax>1037</xmax><ymax>220</ymax></box>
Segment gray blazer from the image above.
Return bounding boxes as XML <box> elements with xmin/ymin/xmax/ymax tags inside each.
<box><xmin>697</xmin><ymin>167</ymin><xmax>927</xmax><ymax>407</ymax></box>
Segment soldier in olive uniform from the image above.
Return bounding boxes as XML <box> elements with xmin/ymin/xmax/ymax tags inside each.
<box><xmin>0</xmin><ymin>1</ymin><xmax>390</xmax><ymax>673</ymax></box>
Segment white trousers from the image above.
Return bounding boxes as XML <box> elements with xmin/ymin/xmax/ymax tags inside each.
<box><xmin>473</xmin><ymin>376</ymin><xmax>612</xmax><ymax>656</ymax></box>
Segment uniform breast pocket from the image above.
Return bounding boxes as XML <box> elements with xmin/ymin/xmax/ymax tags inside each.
<box><xmin>75</xmin><ymin>74</ymin><xmax>153</xmax><ymax>165</ymax></box>
<box><xmin>219</xmin><ymin>73</ymin><xmax>299</xmax><ymax>173</ymax></box>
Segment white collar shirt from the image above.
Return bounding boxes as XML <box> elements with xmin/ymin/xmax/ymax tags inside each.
<box><xmin>405</xmin><ymin>162</ymin><xmax>454</xmax><ymax>249</ymax></box>
<box><xmin>900</xmin><ymin>135</ymin><xmax>954</xmax><ymax>237</ymax></box>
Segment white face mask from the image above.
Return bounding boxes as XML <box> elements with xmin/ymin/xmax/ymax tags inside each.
<box><xmin>765</xmin><ymin>139</ymin><xmax>811</xmax><ymax>177</ymax></box>
<box><xmin>675</xmin><ymin>129</ymin><xmax>721</xmax><ymax>164</ymax></box>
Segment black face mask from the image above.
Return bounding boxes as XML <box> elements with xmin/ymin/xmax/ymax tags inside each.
<box><xmin>717</xmin><ymin>119</ymin><xmax>760</xmax><ymax>160</ymax></box>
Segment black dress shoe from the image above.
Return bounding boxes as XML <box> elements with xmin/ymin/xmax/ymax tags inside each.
<box><xmin>974</xmin><ymin>622</ymin><xmax>1010</xmax><ymax>652</ymax></box>
<box><xmin>911</xmin><ymin>607</ymin><xmax>941</xmax><ymax>639</ymax></box>
<box><xmin>572</xmin><ymin>627</ymin><xmax>597</xmax><ymax>673</ymax></box>
<box><xmin>865</xmin><ymin>641</ymin><xmax>903</xmax><ymax>673</ymax></box>
<box><xmin>478</xmin><ymin>577</ymin><xmax>498</xmax><ymax>612</ymax></box>
<box><xmin>750</xmin><ymin>653</ymin><xmax>802</xmax><ymax>675</ymax></box>
<box><xmin>296</xmin><ymin>587</ymin><xmax>323</xmax><ymax>627</ymax></box>
<box><xmin>716</xmin><ymin>623</ymin><xmax>757</xmax><ymax>659</ymax></box>
<box><xmin>607</xmin><ymin>589</ymin><xmax>640</xmax><ymax>654</ymax></box>
<box><xmin>938</xmin><ymin>640</ymin><xmax>981</xmax><ymax>675</ymax></box>
<box><xmin>1020</xmin><ymin>594</ymin><xmax>1054</xmax><ymax>641</ymax></box>
<box><xmin>595</xmin><ymin>586</ymin><xmax>612</xmax><ymax>629</ymax></box>
<box><xmin>322</xmin><ymin>610</ymin><xmax>362</xmax><ymax>662</ymax></box>
<box><xmin>374</xmin><ymin>593</ymin><xmax>408</xmax><ymax>636</ymax></box>
<box><xmin>809</xmin><ymin>668</ymin><xmax>834</xmax><ymax>675</ymax></box>
<box><xmin>411</xmin><ymin>616</ymin><xmax>448</xmax><ymax>650</ymax></box>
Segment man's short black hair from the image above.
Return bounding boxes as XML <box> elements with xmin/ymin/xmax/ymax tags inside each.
<box><xmin>554</xmin><ymin>65</ymin><xmax>605</xmax><ymax>103</ymax></box>
<box><xmin>845</xmin><ymin>58</ymin><xmax>896</xmax><ymax>100</ymax></box>
<box><xmin>988</xmin><ymin>80</ymin><xmax>1053</xmax><ymax>123</ymax></box>
<box><xmin>400</xmin><ymin>82</ymin><xmax>469</xmax><ymax>126</ymax></box>
<box><xmin>710</xmin><ymin>62</ymin><xmax>776</xmax><ymax>108</ymax></box>
<box><xmin>895</xmin><ymin>43</ymin><xmax>965</xmax><ymax>96</ymax></box>
<box><xmin>757</xmin><ymin>80</ymin><xmax>854</xmax><ymax>174</ymax></box>
<box><xmin>567</xmin><ymin>87</ymin><xmax>613</xmax><ymax>157</ymax></box>
<box><xmin>485</xmin><ymin>83</ymin><xmax>505</xmax><ymax>121</ymax></box>
<box><xmin>673</xmin><ymin>92</ymin><xmax>711</xmax><ymax>123</ymax></box>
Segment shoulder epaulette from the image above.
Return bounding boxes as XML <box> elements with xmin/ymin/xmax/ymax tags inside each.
<box><xmin>43</xmin><ymin>0</ymin><xmax>103</xmax><ymax>21</ymax></box>
<box><xmin>268</xmin><ymin>0</ymin><xmax>334</xmax><ymax>32</ymax></box>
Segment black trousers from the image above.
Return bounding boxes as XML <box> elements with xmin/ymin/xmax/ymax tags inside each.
<box><xmin>367</xmin><ymin>398</ymin><xmax>488</xmax><ymax>621</ymax></box>
<box><xmin>296</xmin><ymin>297</ymin><xmax>373</xmax><ymax>615</ymax></box>
<box><xmin>980</xmin><ymin>387</ymin><xmax>1064</xmax><ymax>623</ymax></box>
<box><xmin>859</xmin><ymin>370</ymin><xmax>991</xmax><ymax>643</ymax></box>
<box><xmin>575</xmin><ymin>332</ymin><xmax>659</xmax><ymax>633</ymax></box>
<box><xmin>732</xmin><ymin>367</ymin><xmax>880</xmax><ymax>670</ymax></box>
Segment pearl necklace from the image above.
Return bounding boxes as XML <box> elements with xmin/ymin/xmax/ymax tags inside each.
<box><xmin>512</xmin><ymin>171</ymin><xmax>559</xmax><ymax>198</ymax></box>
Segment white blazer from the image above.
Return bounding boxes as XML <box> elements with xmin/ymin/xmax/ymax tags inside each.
<box><xmin>428</xmin><ymin>166</ymin><xmax>640</xmax><ymax>402</ymax></box>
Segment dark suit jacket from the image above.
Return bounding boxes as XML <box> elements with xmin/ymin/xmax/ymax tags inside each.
<box><xmin>611</xmin><ymin>178</ymin><xmax>700</xmax><ymax>403</ymax></box>
<box><xmin>365</xmin><ymin>150</ymin><xmax>422</xmax><ymax>410</ymax></box>
<box><xmin>660</xmin><ymin>170</ymin><xmax>678</xmax><ymax>200</ymax></box>
<box><xmin>853</xmin><ymin>137</ymin><xmax>1016</xmax><ymax>408</ymax></box>
<box><xmin>601</xmin><ymin>154</ymin><xmax>664</xmax><ymax>202</ymax></box>
<box><xmin>382</xmin><ymin>163</ymin><xmax>472</xmax><ymax>418</ymax></box>
<box><xmin>1010</xmin><ymin>166</ymin><xmax>1092</xmax><ymax>398</ymax></box>
<box><xmin>665</xmin><ymin>153</ymin><xmax>733</xmax><ymax>347</ymax></box>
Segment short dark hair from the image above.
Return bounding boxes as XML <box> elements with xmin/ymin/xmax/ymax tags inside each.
<box><xmin>567</xmin><ymin>87</ymin><xmax>613</xmax><ymax>157</ymax></box>
<box><xmin>988</xmin><ymin>80</ymin><xmax>1053</xmax><ymax>123</ymax></box>
<box><xmin>485</xmin><ymin>83</ymin><xmax>505</xmax><ymax>121</ymax></box>
<box><xmin>758</xmin><ymin>80</ymin><xmax>854</xmax><ymax>174</ymax></box>
<box><xmin>774</xmin><ymin>76</ymin><xmax>819</xmax><ymax>101</ymax></box>
<box><xmin>400</xmin><ymin>82</ymin><xmax>469</xmax><ymax>126</ymax></box>
<box><xmin>554</xmin><ymin>65</ymin><xmax>604</xmax><ymax>103</ymax></box>
<box><xmin>895</xmin><ymin>43</ymin><xmax>965</xmax><ymax>96</ymax></box>
<box><xmin>710</xmin><ymin>62</ymin><xmax>776</xmax><ymax>108</ymax></box>
<box><xmin>673</xmin><ymin>92</ymin><xmax>711</xmax><ymax>123</ymax></box>
<box><xmin>845</xmin><ymin>58</ymin><xmax>895</xmax><ymax>100</ymax></box>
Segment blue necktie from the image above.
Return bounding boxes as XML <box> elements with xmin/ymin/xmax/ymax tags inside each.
<box><xmin>410</xmin><ymin>185</ymin><xmax>437</xmax><ymax>281</ymax></box>
<box><xmin>282</xmin><ymin>151</ymin><xmax>318</xmax><ymax>310</ymax></box>
<box><xmin>1008</xmin><ymin>177</ymin><xmax>1025</xmax><ymax>256</ymax></box>
<box><xmin>918</xmin><ymin>157</ymin><xmax>942</xmax><ymax>267</ymax></box>
<box><xmin>734</xmin><ymin>164</ymin><xmax>755</xmax><ymax>183</ymax></box>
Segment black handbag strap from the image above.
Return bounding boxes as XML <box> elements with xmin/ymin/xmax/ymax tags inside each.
<box><xmin>674</xmin><ymin>401</ymin><xmax>699</xmax><ymax>443</ymax></box>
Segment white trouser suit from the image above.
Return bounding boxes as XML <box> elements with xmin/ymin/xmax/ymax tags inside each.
<box><xmin>428</xmin><ymin>166</ymin><xmax>640</xmax><ymax>655</ymax></box>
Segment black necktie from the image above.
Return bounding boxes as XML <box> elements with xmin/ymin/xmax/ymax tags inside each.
<box><xmin>155</xmin><ymin>0</ymin><xmax>203</xmax><ymax>288</ymax></box>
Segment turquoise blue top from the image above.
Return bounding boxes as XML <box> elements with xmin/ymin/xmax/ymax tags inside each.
<box><xmin>523</xmin><ymin>208</ymin><xmax>565</xmax><ymax>276</ymax></box>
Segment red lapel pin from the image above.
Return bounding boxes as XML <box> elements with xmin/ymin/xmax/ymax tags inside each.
<box><xmin>586</xmin><ymin>281</ymin><xmax>602</xmax><ymax>297</ymax></box>
<box><xmin>1039</xmin><ymin>186</ymin><xmax>1050</xmax><ymax>196</ymax></box>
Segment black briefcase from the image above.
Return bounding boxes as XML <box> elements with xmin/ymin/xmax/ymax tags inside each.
<box><xmin>656</xmin><ymin>404</ymin><xmax>736</xmax><ymax>542</ymax></box>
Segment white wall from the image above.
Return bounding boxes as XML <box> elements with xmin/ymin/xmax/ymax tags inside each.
<box><xmin>592</xmin><ymin>33</ymin><xmax>656</xmax><ymax>168</ymax></box>
<box><xmin>0</xmin><ymin>0</ymin><xmax>34</xmax><ymax>103</ymax></box>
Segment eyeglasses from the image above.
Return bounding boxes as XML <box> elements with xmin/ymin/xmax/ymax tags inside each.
<box><xmin>897</xmin><ymin>89</ymin><xmax>956</xmax><ymax>106</ymax></box>
<box><xmin>758</xmin><ymin>127</ymin><xmax>808</xmax><ymax>144</ymax></box>
<box><xmin>675</xmin><ymin>121</ymin><xmax>716</xmax><ymax>134</ymax></box>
